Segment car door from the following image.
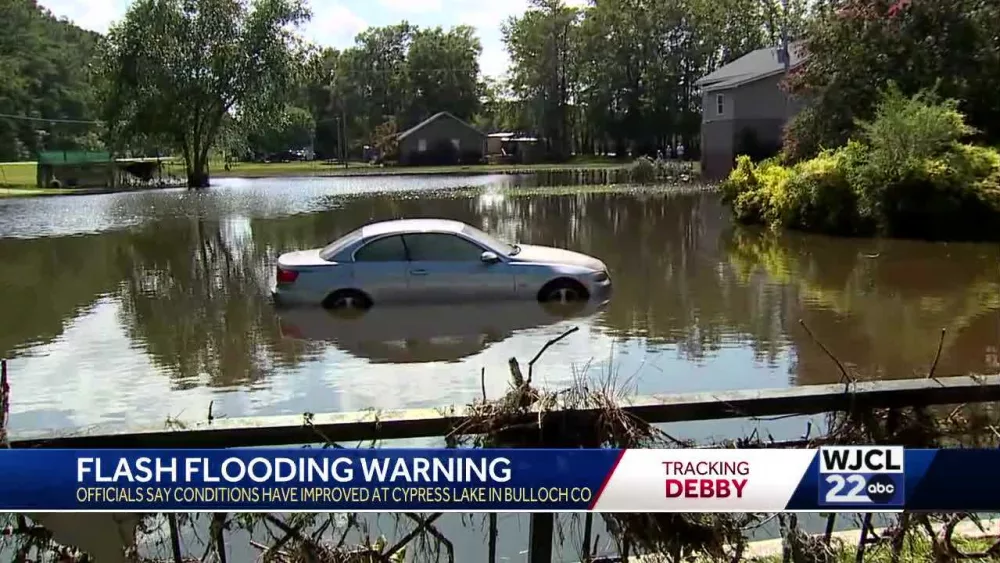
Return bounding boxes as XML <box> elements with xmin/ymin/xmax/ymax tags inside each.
<box><xmin>350</xmin><ymin>235</ymin><xmax>411</xmax><ymax>303</ymax></box>
<box><xmin>402</xmin><ymin>232</ymin><xmax>516</xmax><ymax>302</ymax></box>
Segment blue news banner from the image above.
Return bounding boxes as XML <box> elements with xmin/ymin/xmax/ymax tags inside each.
<box><xmin>0</xmin><ymin>449</ymin><xmax>620</xmax><ymax>511</ymax></box>
<box><xmin>0</xmin><ymin>448</ymin><xmax>999</xmax><ymax>511</ymax></box>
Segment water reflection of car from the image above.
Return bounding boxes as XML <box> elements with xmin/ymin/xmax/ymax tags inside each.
<box><xmin>276</xmin><ymin>300</ymin><xmax>605</xmax><ymax>364</ymax></box>
<box><xmin>272</xmin><ymin>219</ymin><xmax>612</xmax><ymax>310</ymax></box>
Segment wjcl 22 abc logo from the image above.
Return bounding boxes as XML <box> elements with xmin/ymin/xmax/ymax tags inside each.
<box><xmin>818</xmin><ymin>446</ymin><xmax>905</xmax><ymax>507</ymax></box>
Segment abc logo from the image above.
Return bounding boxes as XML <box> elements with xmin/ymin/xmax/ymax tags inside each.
<box><xmin>866</xmin><ymin>474</ymin><xmax>896</xmax><ymax>503</ymax></box>
<box><xmin>823</xmin><ymin>473</ymin><xmax>899</xmax><ymax>504</ymax></box>
<box><xmin>820</xmin><ymin>446</ymin><xmax>905</xmax><ymax>506</ymax></box>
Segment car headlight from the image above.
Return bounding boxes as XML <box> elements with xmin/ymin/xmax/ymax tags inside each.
<box><xmin>592</xmin><ymin>271</ymin><xmax>609</xmax><ymax>283</ymax></box>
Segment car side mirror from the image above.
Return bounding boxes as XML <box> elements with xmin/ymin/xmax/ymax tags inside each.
<box><xmin>481</xmin><ymin>251</ymin><xmax>500</xmax><ymax>264</ymax></box>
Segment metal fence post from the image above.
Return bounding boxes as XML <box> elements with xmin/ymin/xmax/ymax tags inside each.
<box><xmin>1</xmin><ymin>359</ymin><xmax>9</xmax><ymax>448</ymax></box>
<box><xmin>528</xmin><ymin>513</ymin><xmax>554</xmax><ymax>563</ymax></box>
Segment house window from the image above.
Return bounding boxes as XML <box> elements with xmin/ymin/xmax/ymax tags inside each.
<box><xmin>417</xmin><ymin>139</ymin><xmax>427</xmax><ymax>152</ymax></box>
<box><xmin>451</xmin><ymin>138</ymin><xmax>461</xmax><ymax>151</ymax></box>
<box><xmin>716</xmin><ymin>94</ymin><xmax>725</xmax><ymax>116</ymax></box>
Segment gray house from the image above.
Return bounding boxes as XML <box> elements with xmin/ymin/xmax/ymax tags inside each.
<box><xmin>695</xmin><ymin>42</ymin><xmax>807</xmax><ymax>180</ymax></box>
<box><xmin>397</xmin><ymin>111</ymin><xmax>486</xmax><ymax>166</ymax></box>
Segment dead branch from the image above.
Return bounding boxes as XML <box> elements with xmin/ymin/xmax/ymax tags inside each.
<box><xmin>927</xmin><ymin>329</ymin><xmax>947</xmax><ymax>387</ymax></box>
<box><xmin>383</xmin><ymin>514</ymin><xmax>442</xmax><ymax>560</ymax></box>
<box><xmin>480</xmin><ymin>367</ymin><xmax>487</xmax><ymax>402</ymax></box>
<box><xmin>799</xmin><ymin>319</ymin><xmax>855</xmax><ymax>384</ymax></box>
<box><xmin>527</xmin><ymin>326</ymin><xmax>579</xmax><ymax>384</ymax></box>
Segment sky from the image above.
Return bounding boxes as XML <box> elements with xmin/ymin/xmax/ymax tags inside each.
<box><xmin>38</xmin><ymin>0</ymin><xmax>554</xmax><ymax>79</ymax></box>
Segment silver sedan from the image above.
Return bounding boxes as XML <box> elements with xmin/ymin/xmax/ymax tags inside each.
<box><xmin>271</xmin><ymin>218</ymin><xmax>612</xmax><ymax>310</ymax></box>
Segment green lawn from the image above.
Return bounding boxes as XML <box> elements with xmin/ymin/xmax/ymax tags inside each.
<box><xmin>0</xmin><ymin>162</ymin><xmax>37</xmax><ymax>190</ymax></box>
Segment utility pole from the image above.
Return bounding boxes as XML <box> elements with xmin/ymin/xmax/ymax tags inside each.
<box><xmin>335</xmin><ymin>116</ymin><xmax>341</xmax><ymax>164</ymax></box>
<box><xmin>341</xmin><ymin>108</ymin><xmax>348</xmax><ymax>168</ymax></box>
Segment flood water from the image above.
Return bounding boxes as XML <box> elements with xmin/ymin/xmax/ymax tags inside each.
<box><xmin>1</xmin><ymin>172</ymin><xmax>998</xmax><ymax>440</ymax></box>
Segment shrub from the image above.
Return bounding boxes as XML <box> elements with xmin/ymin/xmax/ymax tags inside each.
<box><xmin>724</xmin><ymin>88</ymin><xmax>1000</xmax><ymax>240</ymax></box>
<box><xmin>855</xmin><ymin>84</ymin><xmax>975</xmax><ymax>175</ymax></box>
<box><xmin>627</xmin><ymin>156</ymin><xmax>657</xmax><ymax>183</ymax></box>
<box><xmin>785</xmin><ymin>149</ymin><xmax>862</xmax><ymax>234</ymax></box>
<box><xmin>720</xmin><ymin>156</ymin><xmax>791</xmax><ymax>226</ymax></box>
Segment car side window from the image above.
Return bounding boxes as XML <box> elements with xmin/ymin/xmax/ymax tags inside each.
<box><xmin>404</xmin><ymin>233</ymin><xmax>484</xmax><ymax>262</ymax></box>
<box><xmin>354</xmin><ymin>235</ymin><xmax>407</xmax><ymax>262</ymax></box>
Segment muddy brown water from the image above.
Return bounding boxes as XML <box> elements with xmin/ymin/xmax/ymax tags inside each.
<box><xmin>0</xmin><ymin>172</ymin><xmax>997</xmax><ymax>438</ymax></box>
<box><xmin>0</xmin><ymin>171</ymin><xmax>997</xmax><ymax>560</ymax></box>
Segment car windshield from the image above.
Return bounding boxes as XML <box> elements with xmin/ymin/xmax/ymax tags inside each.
<box><xmin>318</xmin><ymin>228</ymin><xmax>364</xmax><ymax>260</ymax></box>
<box><xmin>462</xmin><ymin>225</ymin><xmax>520</xmax><ymax>255</ymax></box>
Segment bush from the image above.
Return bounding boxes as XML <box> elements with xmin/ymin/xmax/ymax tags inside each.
<box><xmin>627</xmin><ymin>156</ymin><xmax>657</xmax><ymax>183</ymax></box>
<box><xmin>723</xmin><ymin>88</ymin><xmax>1000</xmax><ymax>240</ymax></box>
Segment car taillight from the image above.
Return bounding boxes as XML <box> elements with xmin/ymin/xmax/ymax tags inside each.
<box><xmin>276</xmin><ymin>267</ymin><xmax>299</xmax><ymax>284</ymax></box>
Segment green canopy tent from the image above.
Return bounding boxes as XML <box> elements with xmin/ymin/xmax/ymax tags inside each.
<box><xmin>36</xmin><ymin>151</ymin><xmax>116</xmax><ymax>189</ymax></box>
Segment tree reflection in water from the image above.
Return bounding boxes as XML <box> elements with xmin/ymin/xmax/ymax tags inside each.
<box><xmin>724</xmin><ymin>228</ymin><xmax>1000</xmax><ymax>384</ymax></box>
<box><xmin>1</xmin><ymin>186</ymin><xmax>997</xmax><ymax>396</ymax></box>
<box><xmin>117</xmin><ymin>216</ymin><xmax>320</xmax><ymax>388</ymax></box>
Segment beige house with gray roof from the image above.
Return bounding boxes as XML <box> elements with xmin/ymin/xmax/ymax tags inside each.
<box><xmin>696</xmin><ymin>42</ymin><xmax>807</xmax><ymax>180</ymax></box>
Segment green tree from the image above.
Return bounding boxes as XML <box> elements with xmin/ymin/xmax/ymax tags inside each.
<box><xmin>372</xmin><ymin>118</ymin><xmax>399</xmax><ymax>161</ymax></box>
<box><xmin>348</xmin><ymin>23</ymin><xmax>414</xmax><ymax>140</ymax></box>
<box><xmin>783</xmin><ymin>0</ymin><xmax>1000</xmax><ymax>161</ymax></box>
<box><xmin>501</xmin><ymin>0</ymin><xmax>807</xmax><ymax>158</ymax></box>
<box><xmin>503</xmin><ymin>0</ymin><xmax>581</xmax><ymax>160</ymax></box>
<box><xmin>474</xmin><ymin>78</ymin><xmax>529</xmax><ymax>133</ymax></box>
<box><xmin>301</xmin><ymin>46</ymin><xmax>342</xmax><ymax>159</ymax></box>
<box><xmin>101</xmin><ymin>0</ymin><xmax>310</xmax><ymax>187</ymax></box>
<box><xmin>406</xmin><ymin>26</ymin><xmax>482</xmax><ymax>123</ymax></box>
<box><xmin>246</xmin><ymin>106</ymin><xmax>316</xmax><ymax>157</ymax></box>
<box><xmin>0</xmin><ymin>0</ymin><xmax>103</xmax><ymax>161</ymax></box>
<box><xmin>298</xmin><ymin>23</ymin><xmax>487</xmax><ymax>159</ymax></box>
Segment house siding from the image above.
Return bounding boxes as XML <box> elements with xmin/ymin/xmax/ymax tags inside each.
<box><xmin>701</xmin><ymin>120</ymin><xmax>735</xmax><ymax>181</ymax></box>
<box><xmin>702</xmin><ymin>91</ymin><xmax>736</xmax><ymax>123</ymax></box>
<box><xmin>699</xmin><ymin>73</ymin><xmax>803</xmax><ymax>180</ymax></box>
<box><xmin>398</xmin><ymin>116</ymin><xmax>486</xmax><ymax>165</ymax></box>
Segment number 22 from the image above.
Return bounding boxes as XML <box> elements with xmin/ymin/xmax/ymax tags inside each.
<box><xmin>825</xmin><ymin>474</ymin><xmax>867</xmax><ymax>502</ymax></box>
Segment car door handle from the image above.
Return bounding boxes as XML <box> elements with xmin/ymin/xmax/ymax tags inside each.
<box><xmin>410</xmin><ymin>269</ymin><xmax>428</xmax><ymax>276</ymax></box>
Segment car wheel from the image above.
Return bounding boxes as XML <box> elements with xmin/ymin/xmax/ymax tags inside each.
<box><xmin>322</xmin><ymin>289</ymin><xmax>372</xmax><ymax>316</ymax></box>
<box><xmin>538</xmin><ymin>279</ymin><xmax>589</xmax><ymax>305</ymax></box>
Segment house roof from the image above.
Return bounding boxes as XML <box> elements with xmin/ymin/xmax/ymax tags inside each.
<box><xmin>695</xmin><ymin>41</ymin><xmax>807</xmax><ymax>92</ymax></box>
<box><xmin>397</xmin><ymin>111</ymin><xmax>485</xmax><ymax>140</ymax></box>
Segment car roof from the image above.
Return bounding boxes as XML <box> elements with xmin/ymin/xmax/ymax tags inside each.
<box><xmin>360</xmin><ymin>218</ymin><xmax>467</xmax><ymax>239</ymax></box>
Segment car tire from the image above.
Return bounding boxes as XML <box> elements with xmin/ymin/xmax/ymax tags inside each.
<box><xmin>537</xmin><ymin>278</ymin><xmax>589</xmax><ymax>308</ymax></box>
<box><xmin>322</xmin><ymin>289</ymin><xmax>373</xmax><ymax>316</ymax></box>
